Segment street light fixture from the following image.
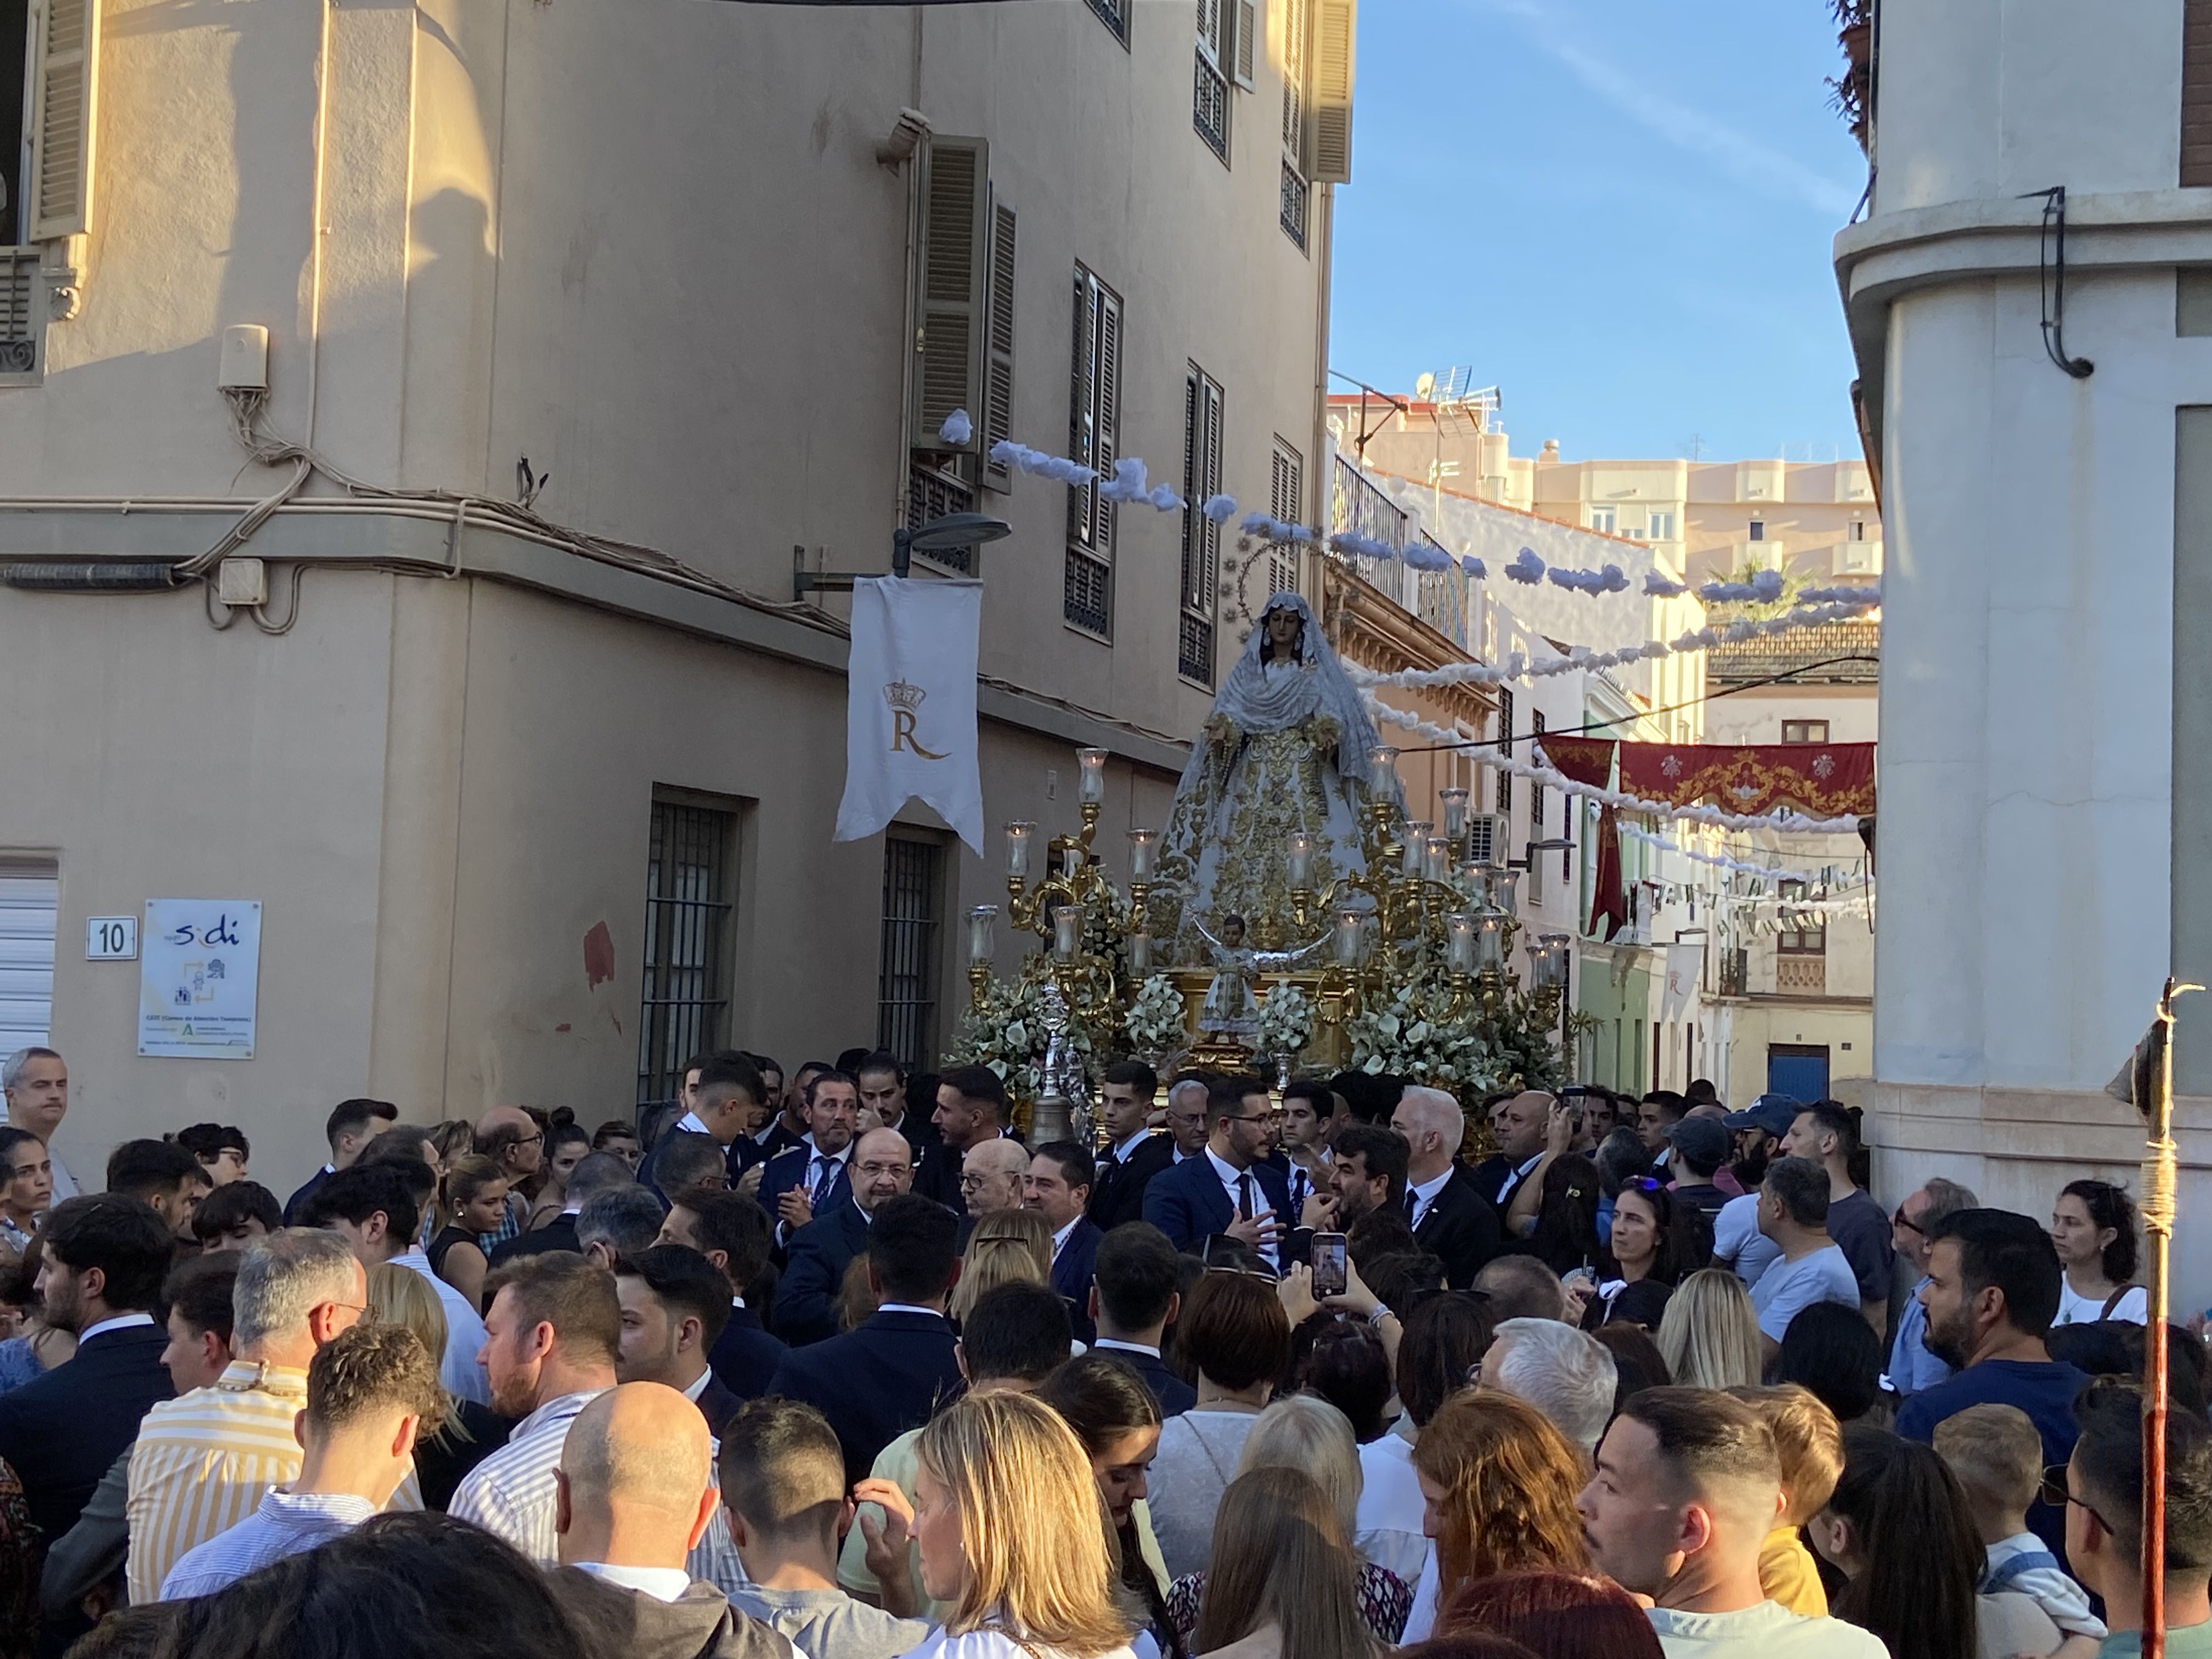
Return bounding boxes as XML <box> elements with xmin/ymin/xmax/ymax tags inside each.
<box><xmin>793</xmin><ymin>511</ymin><xmax>1013</xmax><ymax>599</ymax></box>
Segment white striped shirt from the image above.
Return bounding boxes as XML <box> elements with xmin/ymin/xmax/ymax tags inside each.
<box><xmin>447</xmin><ymin>1387</ymin><xmax>747</xmax><ymax>1595</ymax></box>
<box><xmin>158</xmin><ymin>1488</ymin><xmax>376</xmax><ymax>1599</ymax></box>
<box><xmin>125</xmin><ymin>1360</ymin><xmax>422</xmax><ymax>1604</ymax></box>
<box><xmin>392</xmin><ymin>1247</ymin><xmax>490</xmax><ymax>1406</ymax></box>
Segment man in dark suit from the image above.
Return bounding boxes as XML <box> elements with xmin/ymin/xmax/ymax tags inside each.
<box><xmin>912</xmin><ymin>1065</ymin><xmax>1009</xmax><ymax>1214</ymax></box>
<box><xmin>1086</xmin><ymin>1222</ymin><xmax>1197</xmax><ymax>1415</ymax></box>
<box><xmin>658</xmin><ymin>1190</ymin><xmax>787</xmax><ymax>1400</ymax></box>
<box><xmin>1086</xmin><ymin>1062</ymin><xmax>1175</xmax><ymax>1231</ymax></box>
<box><xmin>638</xmin><ymin>1056</ymin><xmax>767</xmax><ymax>1201</ymax></box>
<box><xmin>772</xmin><ymin>1127</ymin><xmax>912</xmax><ymax>1346</ymax></box>
<box><xmin>1023</xmin><ymin>1140</ymin><xmax>1103</xmax><ymax>1345</ymax></box>
<box><xmin>853</xmin><ymin>1050</ymin><xmax>941</xmax><ymax>1161</ymax></box>
<box><xmin>488</xmin><ymin>1152</ymin><xmax>634</xmax><ymax>1267</ymax></box>
<box><xmin>755</xmin><ymin>1071</ymin><xmax>860</xmax><ymax>1249</ymax></box>
<box><xmin>612</xmin><ymin>1246</ymin><xmax>744</xmax><ymax>1437</ymax></box>
<box><xmin>1391</xmin><ymin>1086</ymin><xmax>1505</xmax><ymax>1289</ymax></box>
<box><xmin>1141</xmin><ymin>1074</ymin><xmax>1291</xmax><ymax>1266</ymax></box>
<box><xmin>763</xmin><ymin>1194</ymin><xmax>962</xmax><ymax>1485</ymax></box>
<box><xmin>0</xmin><ymin>1194</ymin><xmax>174</xmax><ymax>1541</ymax></box>
<box><xmin>1469</xmin><ymin>1088</ymin><xmax>1556</xmax><ymax>1212</ymax></box>
<box><xmin>283</xmin><ymin>1098</ymin><xmax>398</xmax><ymax>1226</ymax></box>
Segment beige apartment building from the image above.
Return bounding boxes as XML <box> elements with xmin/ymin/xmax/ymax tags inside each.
<box><xmin>1329</xmin><ymin>396</ymin><xmax>1884</xmax><ymax>588</ymax></box>
<box><xmin>0</xmin><ymin>0</ymin><xmax>1355</xmax><ymax>1177</ymax></box>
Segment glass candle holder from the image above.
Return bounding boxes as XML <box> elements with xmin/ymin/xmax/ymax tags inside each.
<box><xmin>1286</xmin><ymin>832</ymin><xmax>1314</xmax><ymax>890</ymax></box>
<box><xmin>1062</xmin><ymin>842</ymin><xmax>1084</xmax><ymax>878</ymax></box>
<box><xmin>966</xmin><ymin>904</ymin><xmax>998</xmax><ymax>965</ymax></box>
<box><xmin>1334</xmin><ymin>907</ymin><xmax>1365</xmax><ymax>966</ymax></box>
<box><xmin>1438</xmin><ymin>787</ymin><xmax>1469</xmax><ymax>842</ymax></box>
<box><xmin>1077</xmin><ymin>747</ymin><xmax>1109</xmax><ymax>803</ymax></box>
<box><xmin>1402</xmin><ymin>820</ymin><xmax>1432</xmax><ymax>876</ymax></box>
<box><xmin>1474</xmin><ymin>911</ymin><xmax>1508</xmax><ymax>973</ymax></box>
<box><xmin>1490</xmin><ymin>867</ymin><xmax>1522</xmax><ymax>915</ymax></box>
<box><xmin>1005</xmin><ymin>821</ymin><xmax>1036</xmax><ymax>879</ymax></box>
<box><xmin>1127</xmin><ymin>827</ymin><xmax>1158</xmax><ymax>881</ymax></box>
<box><xmin>1424</xmin><ymin>836</ymin><xmax>1450</xmax><ymax>884</ymax></box>
<box><xmin>1130</xmin><ymin>931</ymin><xmax>1153</xmax><ymax>973</ymax></box>
<box><xmin>1052</xmin><ymin>905</ymin><xmax>1084</xmax><ymax>962</ymax></box>
<box><xmin>1446</xmin><ymin>911</ymin><xmax>1477</xmax><ymax>973</ymax></box>
<box><xmin>1529</xmin><ymin>933</ymin><xmax>1572</xmax><ymax>990</ymax></box>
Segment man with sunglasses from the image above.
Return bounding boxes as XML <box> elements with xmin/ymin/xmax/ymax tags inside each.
<box><xmin>1141</xmin><ymin>1074</ymin><xmax>1289</xmax><ymax>1265</ymax></box>
<box><xmin>1883</xmin><ymin>1177</ymin><xmax>1978</xmax><ymax>1403</ymax></box>
<box><xmin>2062</xmin><ymin>1380</ymin><xmax>2212</xmax><ymax>1655</ymax></box>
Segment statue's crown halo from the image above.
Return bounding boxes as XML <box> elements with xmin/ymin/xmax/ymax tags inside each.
<box><xmin>883</xmin><ymin>679</ymin><xmax>926</xmax><ymax>711</ymax></box>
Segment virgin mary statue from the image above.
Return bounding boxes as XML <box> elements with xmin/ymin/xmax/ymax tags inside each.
<box><xmin>1155</xmin><ymin>592</ymin><xmax>1387</xmax><ymax>960</ymax></box>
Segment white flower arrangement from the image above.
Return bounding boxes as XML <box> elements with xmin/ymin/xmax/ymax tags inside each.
<box><xmin>944</xmin><ymin>977</ymin><xmax>1099</xmax><ymax>1101</ymax></box>
<box><xmin>1345</xmin><ymin>983</ymin><xmax>1501</xmax><ymax>1091</ymax></box>
<box><xmin>1123</xmin><ymin>973</ymin><xmax>1189</xmax><ymax>1057</ymax></box>
<box><xmin>1253</xmin><ymin>980</ymin><xmax>1315</xmax><ymax>1061</ymax></box>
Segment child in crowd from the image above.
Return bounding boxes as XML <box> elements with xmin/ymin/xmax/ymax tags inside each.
<box><xmin>1932</xmin><ymin>1403</ymin><xmax>2106</xmax><ymax>1656</ymax></box>
<box><xmin>1729</xmin><ymin>1384</ymin><xmax>1844</xmax><ymax>1616</ymax></box>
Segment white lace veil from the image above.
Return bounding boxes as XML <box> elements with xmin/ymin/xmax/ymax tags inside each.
<box><xmin>1171</xmin><ymin>591</ymin><xmax>1385</xmax><ymax>799</ymax></box>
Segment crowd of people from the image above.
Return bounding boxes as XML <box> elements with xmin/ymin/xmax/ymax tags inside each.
<box><xmin>0</xmin><ymin>1038</ymin><xmax>2203</xmax><ymax>1659</ymax></box>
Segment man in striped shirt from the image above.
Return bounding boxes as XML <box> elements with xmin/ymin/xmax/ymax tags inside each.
<box><xmin>450</xmin><ymin>1253</ymin><xmax>747</xmax><ymax>1596</ymax></box>
<box><xmin>160</xmin><ymin>1319</ymin><xmax>443</xmax><ymax>1598</ymax></box>
<box><xmin>123</xmin><ymin>1228</ymin><xmax>380</xmax><ymax>1602</ymax></box>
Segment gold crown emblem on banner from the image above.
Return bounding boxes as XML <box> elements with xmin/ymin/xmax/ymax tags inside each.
<box><xmin>883</xmin><ymin>679</ymin><xmax>927</xmax><ymax>712</ymax></box>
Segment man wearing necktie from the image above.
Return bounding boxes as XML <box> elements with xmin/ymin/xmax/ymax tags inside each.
<box><xmin>1278</xmin><ymin>1080</ymin><xmax>1334</xmax><ymax>1229</ymax></box>
<box><xmin>757</xmin><ymin>1071</ymin><xmax>861</xmax><ymax>1245</ymax></box>
<box><xmin>1140</xmin><ymin>1074</ymin><xmax>1290</xmax><ymax>1265</ymax></box>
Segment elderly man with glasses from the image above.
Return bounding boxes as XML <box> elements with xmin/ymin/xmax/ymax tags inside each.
<box><xmin>1884</xmin><ymin>1176</ymin><xmax>1979</xmax><ymax>1403</ymax></box>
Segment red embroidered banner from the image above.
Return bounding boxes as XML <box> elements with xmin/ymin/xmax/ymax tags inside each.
<box><xmin>1534</xmin><ymin>734</ymin><xmax>1616</xmax><ymax>789</ymax></box>
<box><xmin>1588</xmin><ymin>806</ymin><xmax>1628</xmax><ymax>941</ymax></box>
<box><xmin>1615</xmin><ymin>742</ymin><xmax>1875</xmax><ymax>817</ymax></box>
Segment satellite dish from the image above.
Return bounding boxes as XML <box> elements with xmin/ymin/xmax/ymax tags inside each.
<box><xmin>1414</xmin><ymin>373</ymin><xmax>1436</xmax><ymax>401</ymax></box>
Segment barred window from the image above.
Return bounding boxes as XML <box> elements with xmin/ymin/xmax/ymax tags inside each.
<box><xmin>637</xmin><ymin>796</ymin><xmax>736</xmax><ymax>1107</ymax></box>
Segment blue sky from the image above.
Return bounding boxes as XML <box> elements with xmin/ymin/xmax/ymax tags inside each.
<box><xmin>1329</xmin><ymin>0</ymin><xmax>1870</xmax><ymax>464</ymax></box>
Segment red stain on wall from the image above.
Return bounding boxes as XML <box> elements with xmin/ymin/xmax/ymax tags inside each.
<box><xmin>555</xmin><ymin>1023</ymin><xmax>572</xmax><ymax>1034</ymax></box>
<box><xmin>583</xmin><ymin>922</ymin><xmax>616</xmax><ymax>989</ymax></box>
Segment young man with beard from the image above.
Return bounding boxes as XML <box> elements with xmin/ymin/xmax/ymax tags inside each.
<box><xmin>1023</xmin><ymin>1141</ymin><xmax>1101</xmax><ymax>1345</ymax></box>
<box><xmin>1141</xmin><ymin>1074</ymin><xmax>1288</xmax><ymax>1262</ymax></box>
<box><xmin>1711</xmin><ymin>1095</ymin><xmax>1799</xmax><ymax>1290</ymax></box>
<box><xmin>757</xmin><ymin>1070</ymin><xmax>862</xmax><ymax>1244</ymax></box>
<box><xmin>1086</xmin><ymin>1061</ymin><xmax>1172</xmax><ymax>1230</ymax></box>
<box><xmin>1779</xmin><ymin>1101</ymin><xmax>1892</xmax><ymax>1329</ymax></box>
<box><xmin>1896</xmin><ymin>1208</ymin><xmax>2090</xmax><ymax>1557</ymax></box>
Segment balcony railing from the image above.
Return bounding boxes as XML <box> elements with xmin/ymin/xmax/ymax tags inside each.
<box><xmin>1280</xmin><ymin>161</ymin><xmax>1308</xmax><ymax>250</ymax></box>
<box><xmin>1775</xmin><ymin>955</ymin><xmax>1827</xmax><ymax>996</ymax></box>
<box><xmin>907</xmin><ymin>460</ymin><xmax>975</xmax><ymax>573</ymax></box>
<box><xmin>1325</xmin><ymin>459</ymin><xmax>1475</xmax><ymax>651</ymax></box>
<box><xmin>1</xmin><ymin>252</ymin><xmax>40</xmax><ymax>381</ymax></box>
<box><xmin>1194</xmin><ymin>53</ymin><xmax>1230</xmax><ymax>161</ymax></box>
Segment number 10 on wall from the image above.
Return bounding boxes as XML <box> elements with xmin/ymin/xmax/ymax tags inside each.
<box><xmin>86</xmin><ymin>917</ymin><xmax>139</xmax><ymax>961</ymax></box>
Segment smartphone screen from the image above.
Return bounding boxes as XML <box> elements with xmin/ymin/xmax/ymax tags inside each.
<box><xmin>1311</xmin><ymin>1232</ymin><xmax>1348</xmax><ymax>1298</ymax></box>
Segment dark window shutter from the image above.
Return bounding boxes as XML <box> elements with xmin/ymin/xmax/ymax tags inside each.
<box><xmin>912</xmin><ymin>136</ymin><xmax>989</xmax><ymax>450</ymax></box>
<box><xmin>981</xmin><ymin>198</ymin><xmax>1017</xmax><ymax>489</ymax></box>
<box><xmin>2187</xmin><ymin>0</ymin><xmax>2212</xmax><ymax>185</ymax></box>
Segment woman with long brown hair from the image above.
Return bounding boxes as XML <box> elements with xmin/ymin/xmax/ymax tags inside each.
<box><xmin>1036</xmin><ymin>1351</ymin><xmax>1182</xmax><ymax>1658</ymax></box>
<box><xmin>1413</xmin><ymin>1391</ymin><xmax>1590</xmax><ymax>1618</ymax></box>
<box><xmin>1189</xmin><ymin>1465</ymin><xmax>1378</xmax><ymax>1659</ymax></box>
<box><xmin>907</xmin><ymin>1390</ymin><xmax>1139</xmax><ymax>1658</ymax></box>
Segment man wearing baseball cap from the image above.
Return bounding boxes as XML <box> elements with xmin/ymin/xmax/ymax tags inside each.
<box><xmin>1708</xmin><ymin>1094</ymin><xmax>1801</xmax><ymax>1290</ymax></box>
<box><xmin>1664</xmin><ymin>1117</ymin><xmax>1734</xmax><ymax>1224</ymax></box>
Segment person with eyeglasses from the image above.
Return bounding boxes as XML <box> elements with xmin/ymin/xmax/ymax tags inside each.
<box><xmin>773</xmin><ymin>1127</ymin><xmax>913</xmax><ymax>1347</ymax></box>
<box><xmin>1141</xmin><ymin>1075</ymin><xmax>1290</xmax><ymax>1264</ymax></box>
<box><xmin>2059</xmin><ymin>1379</ymin><xmax>2212</xmax><ymax>1657</ymax></box>
<box><xmin>1885</xmin><ymin>1177</ymin><xmax>1980</xmax><ymax>1403</ymax></box>
<box><xmin>471</xmin><ymin>1105</ymin><xmax>547</xmax><ymax>1246</ymax></box>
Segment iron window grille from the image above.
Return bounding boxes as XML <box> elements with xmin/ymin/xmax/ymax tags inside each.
<box><xmin>1194</xmin><ymin>50</ymin><xmax>1231</xmax><ymax>162</ymax></box>
<box><xmin>1280</xmin><ymin>160</ymin><xmax>1308</xmax><ymax>250</ymax></box>
<box><xmin>878</xmin><ymin>836</ymin><xmax>944</xmax><ymax>1070</ymax></box>
<box><xmin>637</xmin><ymin>798</ymin><xmax>735</xmax><ymax>1108</ymax></box>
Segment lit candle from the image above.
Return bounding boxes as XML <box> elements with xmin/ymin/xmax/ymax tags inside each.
<box><xmin>1287</xmin><ymin>832</ymin><xmax>1314</xmax><ymax>890</ymax></box>
<box><xmin>1130</xmin><ymin>931</ymin><xmax>1153</xmax><ymax>973</ymax></box>
<box><xmin>966</xmin><ymin>904</ymin><xmax>998</xmax><ymax>965</ymax></box>
<box><xmin>1424</xmin><ymin>836</ymin><xmax>1451</xmax><ymax>883</ymax></box>
<box><xmin>1438</xmin><ymin>787</ymin><xmax>1469</xmax><ymax>842</ymax></box>
<box><xmin>1127</xmin><ymin>827</ymin><xmax>1157</xmax><ymax>881</ymax></box>
<box><xmin>1368</xmin><ymin>744</ymin><xmax>1400</xmax><ymax>776</ymax></box>
<box><xmin>1052</xmin><ymin>905</ymin><xmax>1084</xmax><ymax>962</ymax></box>
<box><xmin>1005</xmin><ymin>821</ymin><xmax>1035</xmax><ymax>879</ymax></box>
<box><xmin>1402</xmin><ymin>820</ymin><xmax>1431</xmax><ymax>876</ymax></box>
<box><xmin>1491</xmin><ymin>867</ymin><xmax>1522</xmax><ymax>916</ymax></box>
<box><xmin>1077</xmin><ymin>747</ymin><xmax>1109</xmax><ymax>804</ymax></box>
<box><xmin>1475</xmin><ymin>912</ymin><xmax>1506</xmax><ymax>972</ymax></box>
<box><xmin>1334</xmin><ymin>907</ymin><xmax>1365</xmax><ymax>966</ymax></box>
<box><xmin>1446</xmin><ymin>911</ymin><xmax>1477</xmax><ymax>973</ymax></box>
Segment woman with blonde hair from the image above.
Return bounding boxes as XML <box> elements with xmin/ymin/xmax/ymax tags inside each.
<box><xmin>948</xmin><ymin>1208</ymin><xmax>1056</xmax><ymax>1326</ymax></box>
<box><xmin>1413</xmin><ymin>1390</ymin><xmax>1590</xmax><ymax>1618</ymax></box>
<box><xmin>1654</xmin><ymin>1267</ymin><xmax>1764</xmax><ymax>1391</ymax></box>
<box><xmin>1165</xmin><ymin>1395</ymin><xmax>1411</xmax><ymax>1644</ymax></box>
<box><xmin>1189</xmin><ymin>1465</ymin><xmax>1378</xmax><ymax>1659</ymax></box>
<box><xmin>904</xmin><ymin>1389</ymin><xmax>1139</xmax><ymax>1658</ymax></box>
<box><xmin>365</xmin><ymin>1262</ymin><xmax>504</xmax><ymax>1511</ymax></box>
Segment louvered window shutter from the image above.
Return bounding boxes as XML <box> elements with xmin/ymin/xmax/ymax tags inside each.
<box><xmin>1306</xmin><ymin>0</ymin><xmax>1356</xmax><ymax>184</ymax></box>
<box><xmin>912</xmin><ymin>136</ymin><xmax>989</xmax><ymax>452</ymax></box>
<box><xmin>1095</xmin><ymin>284</ymin><xmax>1121</xmax><ymax>518</ymax></box>
<box><xmin>1199</xmin><ymin>377</ymin><xmax>1223</xmax><ymax>605</ymax></box>
<box><xmin>1233</xmin><ymin>0</ymin><xmax>1259</xmax><ymax>89</ymax></box>
<box><xmin>1496</xmin><ymin>687</ymin><xmax>1514</xmax><ymax>816</ymax></box>
<box><xmin>27</xmin><ymin>0</ymin><xmax>101</xmax><ymax>241</ymax></box>
<box><xmin>1068</xmin><ymin>271</ymin><xmax>1096</xmax><ymax>547</ymax></box>
<box><xmin>1268</xmin><ymin>440</ymin><xmax>1302</xmax><ymax>596</ymax></box>
<box><xmin>981</xmin><ymin>197</ymin><xmax>1017</xmax><ymax>490</ymax></box>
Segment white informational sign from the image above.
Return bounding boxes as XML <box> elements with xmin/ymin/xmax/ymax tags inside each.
<box><xmin>86</xmin><ymin>916</ymin><xmax>139</xmax><ymax>960</ymax></box>
<box><xmin>138</xmin><ymin>900</ymin><xmax>262</xmax><ymax>1059</ymax></box>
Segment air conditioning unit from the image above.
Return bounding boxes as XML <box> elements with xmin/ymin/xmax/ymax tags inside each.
<box><xmin>1466</xmin><ymin>812</ymin><xmax>1511</xmax><ymax>868</ymax></box>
